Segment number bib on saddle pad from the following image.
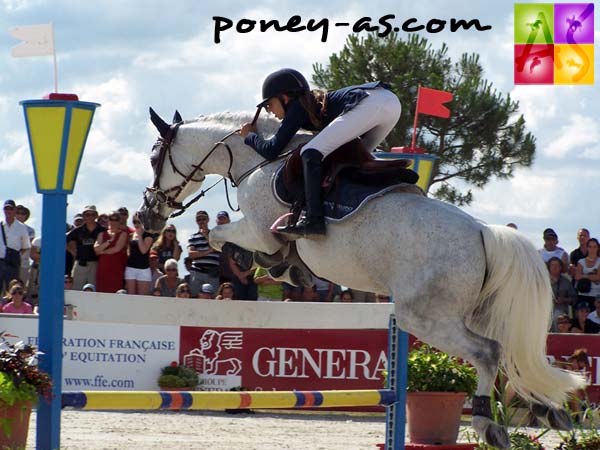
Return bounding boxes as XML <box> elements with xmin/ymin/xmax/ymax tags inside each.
<box><xmin>273</xmin><ymin>165</ymin><xmax>423</xmax><ymax>222</ymax></box>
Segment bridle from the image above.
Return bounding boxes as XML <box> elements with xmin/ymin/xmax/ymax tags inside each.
<box><xmin>142</xmin><ymin>121</ymin><xmax>240</xmax><ymax>220</ymax></box>
<box><xmin>142</xmin><ymin>109</ymin><xmax>283</xmax><ymax>220</ymax></box>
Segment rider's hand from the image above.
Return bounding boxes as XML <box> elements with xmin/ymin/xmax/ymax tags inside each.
<box><xmin>240</xmin><ymin>122</ymin><xmax>256</xmax><ymax>138</ymax></box>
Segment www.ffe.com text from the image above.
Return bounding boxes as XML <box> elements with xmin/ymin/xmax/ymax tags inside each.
<box><xmin>212</xmin><ymin>15</ymin><xmax>492</xmax><ymax>44</ymax></box>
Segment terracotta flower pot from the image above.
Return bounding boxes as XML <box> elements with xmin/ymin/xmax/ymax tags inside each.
<box><xmin>0</xmin><ymin>401</ymin><xmax>33</xmax><ymax>449</ymax></box>
<box><xmin>406</xmin><ymin>392</ymin><xmax>467</xmax><ymax>445</ymax></box>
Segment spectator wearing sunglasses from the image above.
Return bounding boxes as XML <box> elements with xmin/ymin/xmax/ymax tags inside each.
<box><xmin>175</xmin><ymin>282</ymin><xmax>192</xmax><ymax>298</ymax></box>
<box><xmin>124</xmin><ymin>213</ymin><xmax>154</xmax><ymax>295</ymax></box>
<box><xmin>154</xmin><ymin>259</ymin><xmax>182</xmax><ymax>297</ymax></box>
<box><xmin>94</xmin><ymin>211</ymin><xmax>129</xmax><ymax>293</ymax></box>
<box><xmin>67</xmin><ymin>205</ymin><xmax>106</xmax><ymax>290</ymax></box>
<box><xmin>2</xmin><ymin>284</ymin><xmax>33</xmax><ymax>314</ymax></box>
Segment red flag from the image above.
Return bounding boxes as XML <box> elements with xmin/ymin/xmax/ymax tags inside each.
<box><xmin>416</xmin><ymin>87</ymin><xmax>453</xmax><ymax>118</ymax></box>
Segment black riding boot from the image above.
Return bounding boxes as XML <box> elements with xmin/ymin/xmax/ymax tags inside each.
<box><xmin>277</xmin><ymin>149</ymin><xmax>326</xmax><ymax>238</ymax></box>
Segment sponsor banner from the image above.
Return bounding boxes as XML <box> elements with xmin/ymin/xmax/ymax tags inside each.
<box><xmin>547</xmin><ymin>334</ymin><xmax>600</xmax><ymax>407</ymax></box>
<box><xmin>3</xmin><ymin>317</ymin><xmax>179</xmax><ymax>391</ymax></box>
<box><xmin>180</xmin><ymin>327</ymin><xmax>388</xmax><ymax>392</ymax></box>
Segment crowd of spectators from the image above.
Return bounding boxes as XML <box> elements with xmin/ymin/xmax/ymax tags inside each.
<box><xmin>0</xmin><ymin>201</ymin><xmax>387</xmax><ymax>316</ymax></box>
<box><xmin>1</xmin><ymin>198</ymin><xmax>599</xmax><ymax>337</ymax></box>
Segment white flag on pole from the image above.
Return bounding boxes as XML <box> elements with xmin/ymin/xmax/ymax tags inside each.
<box><xmin>9</xmin><ymin>23</ymin><xmax>54</xmax><ymax>57</ymax></box>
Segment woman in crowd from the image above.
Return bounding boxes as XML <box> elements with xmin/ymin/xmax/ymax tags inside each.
<box><xmin>1</xmin><ymin>284</ymin><xmax>33</xmax><ymax>314</ymax></box>
<box><xmin>215</xmin><ymin>282</ymin><xmax>235</xmax><ymax>300</ymax></box>
<box><xmin>94</xmin><ymin>211</ymin><xmax>128</xmax><ymax>293</ymax></box>
<box><xmin>574</xmin><ymin>237</ymin><xmax>600</xmax><ymax>310</ymax></box>
<box><xmin>175</xmin><ymin>282</ymin><xmax>192</xmax><ymax>299</ymax></box>
<box><xmin>124</xmin><ymin>213</ymin><xmax>154</xmax><ymax>295</ymax></box>
<box><xmin>151</xmin><ymin>224</ymin><xmax>182</xmax><ymax>272</ymax></box>
<box><xmin>547</xmin><ymin>257</ymin><xmax>577</xmax><ymax>331</ymax></box>
<box><xmin>154</xmin><ymin>259</ymin><xmax>182</xmax><ymax>298</ymax></box>
<box><xmin>570</xmin><ymin>301</ymin><xmax>600</xmax><ymax>333</ymax></box>
<box><xmin>555</xmin><ymin>314</ymin><xmax>573</xmax><ymax>334</ymax></box>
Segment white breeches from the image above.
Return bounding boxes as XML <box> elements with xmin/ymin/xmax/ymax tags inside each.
<box><xmin>301</xmin><ymin>87</ymin><xmax>401</xmax><ymax>157</ymax></box>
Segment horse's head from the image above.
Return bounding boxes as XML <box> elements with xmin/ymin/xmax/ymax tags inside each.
<box><xmin>137</xmin><ymin>107</ymin><xmax>205</xmax><ymax>232</ymax></box>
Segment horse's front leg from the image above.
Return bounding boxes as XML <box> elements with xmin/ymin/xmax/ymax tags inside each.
<box><xmin>209</xmin><ymin>217</ymin><xmax>282</xmax><ymax>255</ymax></box>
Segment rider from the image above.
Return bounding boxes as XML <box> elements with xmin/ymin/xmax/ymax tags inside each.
<box><xmin>240</xmin><ymin>68</ymin><xmax>401</xmax><ymax>238</ymax></box>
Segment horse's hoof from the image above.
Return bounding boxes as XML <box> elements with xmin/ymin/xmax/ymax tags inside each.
<box><xmin>484</xmin><ymin>422</ymin><xmax>510</xmax><ymax>450</ymax></box>
<box><xmin>472</xmin><ymin>416</ymin><xmax>509</xmax><ymax>450</ymax></box>
<box><xmin>530</xmin><ymin>403</ymin><xmax>573</xmax><ymax>430</ymax></box>
<box><xmin>548</xmin><ymin>408</ymin><xmax>573</xmax><ymax>430</ymax></box>
<box><xmin>253</xmin><ymin>250</ymin><xmax>284</xmax><ymax>268</ymax></box>
<box><xmin>290</xmin><ymin>265</ymin><xmax>313</xmax><ymax>288</ymax></box>
<box><xmin>268</xmin><ymin>262</ymin><xmax>290</xmax><ymax>278</ymax></box>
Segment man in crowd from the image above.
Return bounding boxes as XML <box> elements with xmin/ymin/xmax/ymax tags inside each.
<box><xmin>187</xmin><ymin>210</ymin><xmax>220</xmax><ymax>296</ymax></box>
<box><xmin>539</xmin><ymin>228</ymin><xmax>568</xmax><ymax>273</ymax></box>
<box><xmin>15</xmin><ymin>204</ymin><xmax>35</xmax><ymax>282</ymax></box>
<box><xmin>569</xmin><ymin>228</ymin><xmax>590</xmax><ymax>277</ymax></box>
<box><xmin>0</xmin><ymin>200</ymin><xmax>31</xmax><ymax>293</ymax></box>
<box><xmin>216</xmin><ymin>211</ymin><xmax>234</xmax><ymax>285</ymax></box>
<box><xmin>67</xmin><ymin>205</ymin><xmax>106</xmax><ymax>290</ymax></box>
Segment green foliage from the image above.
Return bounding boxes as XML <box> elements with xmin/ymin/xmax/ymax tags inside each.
<box><xmin>157</xmin><ymin>363</ymin><xmax>199</xmax><ymax>389</ymax></box>
<box><xmin>0</xmin><ymin>332</ymin><xmax>52</xmax><ymax>406</ymax></box>
<box><xmin>407</xmin><ymin>344</ymin><xmax>477</xmax><ymax>396</ymax></box>
<box><xmin>313</xmin><ymin>33</ymin><xmax>536</xmax><ymax>205</ymax></box>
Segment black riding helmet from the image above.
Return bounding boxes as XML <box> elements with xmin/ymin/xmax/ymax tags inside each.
<box><xmin>256</xmin><ymin>68</ymin><xmax>310</xmax><ymax>108</ymax></box>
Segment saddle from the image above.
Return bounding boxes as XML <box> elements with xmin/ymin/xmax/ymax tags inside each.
<box><xmin>281</xmin><ymin>138</ymin><xmax>419</xmax><ymax>199</ymax></box>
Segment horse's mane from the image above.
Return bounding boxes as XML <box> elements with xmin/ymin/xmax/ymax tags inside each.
<box><xmin>187</xmin><ymin>111</ymin><xmax>312</xmax><ymax>139</ymax></box>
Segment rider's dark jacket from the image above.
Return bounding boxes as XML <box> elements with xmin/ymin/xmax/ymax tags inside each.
<box><xmin>244</xmin><ymin>81</ymin><xmax>391</xmax><ymax>161</ymax></box>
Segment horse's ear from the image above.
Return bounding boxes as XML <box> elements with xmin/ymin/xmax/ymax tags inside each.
<box><xmin>149</xmin><ymin>107</ymin><xmax>170</xmax><ymax>139</ymax></box>
<box><xmin>173</xmin><ymin>110</ymin><xmax>182</xmax><ymax>124</ymax></box>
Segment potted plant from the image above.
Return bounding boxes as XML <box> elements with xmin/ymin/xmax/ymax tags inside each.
<box><xmin>406</xmin><ymin>343</ymin><xmax>477</xmax><ymax>445</ymax></box>
<box><xmin>0</xmin><ymin>331</ymin><xmax>52</xmax><ymax>449</ymax></box>
<box><xmin>157</xmin><ymin>362</ymin><xmax>199</xmax><ymax>390</ymax></box>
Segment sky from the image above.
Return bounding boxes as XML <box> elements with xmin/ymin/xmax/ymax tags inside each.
<box><xmin>0</xmin><ymin>0</ymin><xmax>598</xmax><ymax>257</ymax></box>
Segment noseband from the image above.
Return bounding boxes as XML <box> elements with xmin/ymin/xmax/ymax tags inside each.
<box><xmin>143</xmin><ymin>122</ymin><xmax>239</xmax><ymax>220</ymax></box>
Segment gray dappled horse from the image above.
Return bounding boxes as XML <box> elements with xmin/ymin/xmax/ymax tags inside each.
<box><xmin>138</xmin><ymin>110</ymin><xmax>585</xmax><ymax>449</ymax></box>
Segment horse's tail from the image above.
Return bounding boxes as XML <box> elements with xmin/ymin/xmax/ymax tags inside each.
<box><xmin>475</xmin><ymin>224</ymin><xmax>586</xmax><ymax>406</ymax></box>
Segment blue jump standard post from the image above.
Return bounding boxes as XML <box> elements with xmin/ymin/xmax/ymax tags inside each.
<box><xmin>386</xmin><ymin>314</ymin><xmax>408</xmax><ymax>450</ymax></box>
<box><xmin>36</xmin><ymin>193</ymin><xmax>67</xmax><ymax>449</ymax></box>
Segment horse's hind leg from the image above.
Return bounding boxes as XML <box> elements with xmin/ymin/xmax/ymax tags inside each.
<box><xmin>395</xmin><ymin>309</ymin><xmax>509</xmax><ymax>449</ymax></box>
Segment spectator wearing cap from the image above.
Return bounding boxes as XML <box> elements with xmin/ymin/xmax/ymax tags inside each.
<box><xmin>0</xmin><ymin>200</ymin><xmax>31</xmax><ymax>294</ymax></box>
<box><xmin>547</xmin><ymin>257</ymin><xmax>577</xmax><ymax>332</ymax></box>
<box><xmin>67</xmin><ymin>205</ymin><xmax>106</xmax><ymax>290</ymax></box>
<box><xmin>15</xmin><ymin>205</ymin><xmax>35</xmax><ymax>282</ymax></box>
<box><xmin>587</xmin><ymin>297</ymin><xmax>600</xmax><ymax>326</ymax></box>
<box><xmin>124</xmin><ymin>213</ymin><xmax>154</xmax><ymax>296</ymax></box>
<box><xmin>538</xmin><ymin>228</ymin><xmax>568</xmax><ymax>273</ymax></box>
<box><xmin>73</xmin><ymin>214</ymin><xmax>84</xmax><ymax>228</ymax></box>
<box><xmin>94</xmin><ymin>211</ymin><xmax>128</xmax><ymax>293</ymax></box>
<box><xmin>216</xmin><ymin>211</ymin><xmax>230</xmax><ymax>226</ymax></box>
<box><xmin>569</xmin><ymin>228</ymin><xmax>590</xmax><ymax>278</ymax></box>
<box><xmin>1</xmin><ymin>283</ymin><xmax>33</xmax><ymax>314</ymax></box>
<box><xmin>154</xmin><ymin>258</ymin><xmax>182</xmax><ymax>297</ymax></box>
<box><xmin>570</xmin><ymin>301</ymin><xmax>600</xmax><ymax>333</ymax></box>
<box><xmin>151</xmin><ymin>224</ymin><xmax>182</xmax><ymax>272</ymax></box>
<box><xmin>574</xmin><ymin>237</ymin><xmax>600</xmax><ymax>310</ymax></box>
<box><xmin>187</xmin><ymin>210</ymin><xmax>220</xmax><ymax>297</ymax></box>
<box><xmin>197</xmin><ymin>283</ymin><xmax>215</xmax><ymax>300</ymax></box>
<box><xmin>82</xmin><ymin>283</ymin><xmax>96</xmax><ymax>292</ymax></box>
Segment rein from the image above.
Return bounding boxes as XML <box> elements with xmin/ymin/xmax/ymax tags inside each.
<box><xmin>144</xmin><ymin>113</ymin><xmax>288</xmax><ymax>220</ymax></box>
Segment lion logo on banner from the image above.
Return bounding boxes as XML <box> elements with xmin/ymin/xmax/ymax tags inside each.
<box><xmin>183</xmin><ymin>329</ymin><xmax>243</xmax><ymax>375</ymax></box>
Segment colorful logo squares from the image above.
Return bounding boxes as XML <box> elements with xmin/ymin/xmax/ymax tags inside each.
<box><xmin>514</xmin><ymin>3</ymin><xmax>594</xmax><ymax>85</ymax></box>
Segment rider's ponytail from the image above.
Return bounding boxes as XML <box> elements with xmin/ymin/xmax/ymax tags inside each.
<box><xmin>296</xmin><ymin>89</ymin><xmax>328</xmax><ymax>130</ymax></box>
